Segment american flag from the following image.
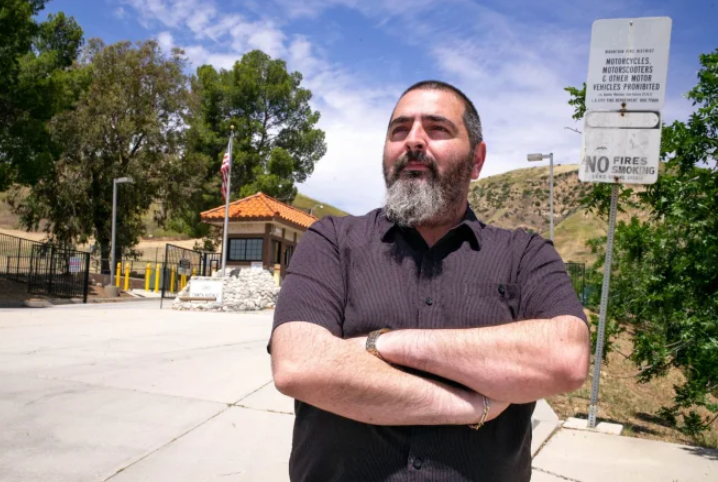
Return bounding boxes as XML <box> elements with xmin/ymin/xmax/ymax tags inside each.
<box><xmin>220</xmin><ymin>144</ymin><xmax>231</xmax><ymax>200</ymax></box>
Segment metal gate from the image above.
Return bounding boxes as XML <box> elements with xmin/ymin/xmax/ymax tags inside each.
<box><xmin>27</xmin><ymin>244</ymin><xmax>91</xmax><ymax>302</ymax></box>
<box><xmin>160</xmin><ymin>244</ymin><xmax>221</xmax><ymax>303</ymax></box>
<box><xmin>566</xmin><ymin>261</ymin><xmax>586</xmax><ymax>305</ymax></box>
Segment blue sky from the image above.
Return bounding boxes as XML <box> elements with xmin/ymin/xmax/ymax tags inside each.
<box><xmin>42</xmin><ymin>0</ymin><xmax>718</xmax><ymax>215</ymax></box>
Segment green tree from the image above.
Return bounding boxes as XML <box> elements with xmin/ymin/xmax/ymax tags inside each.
<box><xmin>14</xmin><ymin>39</ymin><xmax>203</xmax><ymax>270</ymax></box>
<box><xmin>0</xmin><ymin>1</ymin><xmax>84</xmax><ymax>189</ymax></box>
<box><xmin>567</xmin><ymin>49</ymin><xmax>718</xmax><ymax>439</ymax></box>
<box><xmin>175</xmin><ymin>50</ymin><xmax>327</xmax><ymax>237</ymax></box>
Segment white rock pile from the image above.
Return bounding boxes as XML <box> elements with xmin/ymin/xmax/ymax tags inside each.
<box><xmin>172</xmin><ymin>267</ymin><xmax>280</xmax><ymax>312</ymax></box>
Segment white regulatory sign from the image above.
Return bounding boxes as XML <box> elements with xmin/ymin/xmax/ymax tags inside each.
<box><xmin>580</xmin><ymin>111</ymin><xmax>661</xmax><ymax>185</ymax></box>
<box><xmin>189</xmin><ymin>280</ymin><xmax>223</xmax><ymax>303</ymax></box>
<box><xmin>68</xmin><ymin>256</ymin><xmax>83</xmax><ymax>273</ymax></box>
<box><xmin>586</xmin><ymin>17</ymin><xmax>672</xmax><ymax>111</ymax></box>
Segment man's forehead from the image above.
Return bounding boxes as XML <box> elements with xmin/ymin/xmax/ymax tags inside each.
<box><xmin>391</xmin><ymin>89</ymin><xmax>464</xmax><ymax>120</ymax></box>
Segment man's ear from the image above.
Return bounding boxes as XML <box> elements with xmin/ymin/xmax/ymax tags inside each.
<box><xmin>471</xmin><ymin>141</ymin><xmax>486</xmax><ymax>180</ymax></box>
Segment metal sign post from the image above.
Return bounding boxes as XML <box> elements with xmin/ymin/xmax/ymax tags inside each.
<box><xmin>587</xmin><ymin>183</ymin><xmax>619</xmax><ymax>427</ymax></box>
<box><xmin>580</xmin><ymin>17</ymin><xmax>672</xmax><ymax>428</ymax></box>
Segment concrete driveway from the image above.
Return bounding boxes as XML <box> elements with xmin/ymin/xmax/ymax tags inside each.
<box><xmin>1</xmin><ymin>302</ymin><xmax>716</xmax><ymax>482</ymax></box>
<box><xmin>0</xmin><ymin>303</ymin><xmax>293</xmax><ymax>482</ymax></box>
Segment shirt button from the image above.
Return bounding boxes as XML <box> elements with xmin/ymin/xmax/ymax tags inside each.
<box><xmin>425</xmin><ymin>297</ymin><xmax>433</xmax><ymax>306</ymax></box>
<box><xmin>498</xmin><ymin>284</ymin><xmax>506</xmax><ymax>295</ymax></box>
<box><xmin>412</xmin><ymin>458</ymin><xmax>423</xmax><ymax>470</ymax></box>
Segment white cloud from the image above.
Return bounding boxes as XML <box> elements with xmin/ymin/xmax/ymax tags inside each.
<box><xmin>228</xmin><ymin>20</ymin><xmax>287</xmax><ymax>58</ymax></box>
<box><xmin>156</xmin><ymin>31</ymin><xmax>174</xmax><ymax>53</ymax></box>
<box><xmin>113</xmin><ymin>6</ymin><xmax>127</xmax><ymax>19</ymax></box>
<box><xmin>183</xmin><ymin>45</ymin><xmax>237</xmax><ymax>70</ymax></box>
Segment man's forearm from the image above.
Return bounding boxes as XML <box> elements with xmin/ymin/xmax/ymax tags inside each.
<box><xmin>377</xmin><ymin>316</ymin><xmax>590</xmax><ymax>404</ymax></box>
<box><xmin>271</xmin><ymin>322</ymin><xmax>508</xmax><ymax>426</ymax></box>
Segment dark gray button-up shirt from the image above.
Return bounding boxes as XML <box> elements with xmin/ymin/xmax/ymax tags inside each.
<box><xmin>271</xmin><ymin>206</ymin><xmax>587</xmax><ymax>482</ymax></box>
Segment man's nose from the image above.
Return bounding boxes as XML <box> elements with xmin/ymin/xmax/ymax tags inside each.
<box><xmin>405</xmin><ymin>124</ymin><xmax>426</xmax><ymax>151</ymax></box>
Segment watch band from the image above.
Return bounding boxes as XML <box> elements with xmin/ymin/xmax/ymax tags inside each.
<box><xmin>366</xmin><ymin>328</ymin><xmax>391</xmax><ymax>360</ymax></box>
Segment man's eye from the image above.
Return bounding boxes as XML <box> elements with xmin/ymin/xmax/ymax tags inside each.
<box><xmin>431</xmin><ymin>126</ymin><xmax>447</xmax><ymax>132</ymax></box>
<box><xmin>392</xmin><ymin>127</ymin><xmax>408</xmax><ymax>134</ymax></box>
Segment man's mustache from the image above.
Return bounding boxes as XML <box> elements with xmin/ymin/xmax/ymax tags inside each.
<box><xmin>394</xmin><ymin>151</ymin><xmax>439</xmax><ymax>178</ymax></box>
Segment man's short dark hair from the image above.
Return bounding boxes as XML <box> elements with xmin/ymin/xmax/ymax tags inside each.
<box><xmin>400</xmin><ymin>80</ymin><xmax>483</xmax><ymax>151</ymax></box>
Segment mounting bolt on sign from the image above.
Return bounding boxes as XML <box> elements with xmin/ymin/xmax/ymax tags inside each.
<box><xmin>579</xmin><ymin>17</ymin><xmax>672</xmax><ymax>428</ymax></box>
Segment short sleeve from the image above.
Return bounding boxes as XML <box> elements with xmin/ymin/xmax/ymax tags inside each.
<box><xmin>269</xmin><ymin>217</ymin><xmax>346</xmax><ymax>351</ymax></box>
<box><xmin>516</xmin><ymin>233</ymin><xmax>587</xmax><ymax>325</ymax></box>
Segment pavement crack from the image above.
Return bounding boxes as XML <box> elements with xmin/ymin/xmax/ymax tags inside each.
<box><xmin>232</xmin><ymin>380</ymin><xmax>272</xmax><ymax>404</ymax></box>
<box><xmin>233</xmin><ymin>404</ymin><xmax>294</xmax><ymax>416</ymax></box>
<box><xmin>102</xmin><ymin>405</ymin><xmax>230</xmax><ymax>482</ymax></box>
<box><xmin>531</xmin><ymin>467</ymin><xmax>584</xmax><ymax>482</ymax></box>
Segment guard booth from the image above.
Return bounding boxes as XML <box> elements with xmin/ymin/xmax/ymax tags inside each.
<box><xmin>200</xmin><ymin>193</ymin><xmax>318</xmax><ymax>283</ymax></box>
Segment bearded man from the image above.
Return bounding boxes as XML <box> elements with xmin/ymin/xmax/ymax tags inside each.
<box><xmin>269</xmin><ymin>80</ymin><xmax>589</xmax><ymax>482</ymax></box>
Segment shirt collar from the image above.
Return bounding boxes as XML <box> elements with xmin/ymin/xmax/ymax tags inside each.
<box><xmin>378</xmin><ymin>204</ymin><xmax>483</xmax><ymax>250</ymax></box>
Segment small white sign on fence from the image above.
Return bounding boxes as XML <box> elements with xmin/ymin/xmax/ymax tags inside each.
<box><xmin>177</xmin><ymin>259</ymin><xmax>192</xmax><ymax>276</ymax></box>
<box><xmin>68</xmin><ymin>256</ymin><xmax>83</xmax><ymax>273</ymax></box>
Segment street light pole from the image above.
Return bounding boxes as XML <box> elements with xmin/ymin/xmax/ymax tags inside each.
<box><xmin>309</xmin><ymin>204</ymin><xmax>323</xmax><ymax>217</ymax></box>
<box><xmin>527</xmin><ymin>153</ymin><xmax>555</xmax><ymax>242</ymax></box>
<box><xmin>110</xmin><ymin>177</ymin><xmax>134</xmax><ymax>289</ymax></box>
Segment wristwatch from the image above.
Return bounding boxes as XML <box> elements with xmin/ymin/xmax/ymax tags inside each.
<box><xmin>366</xmin><ymin>328</ymin><xmax>391</xmax><ymax>360</ymax></box>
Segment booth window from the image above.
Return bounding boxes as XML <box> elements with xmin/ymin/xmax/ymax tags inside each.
<box><xmin>228</xmin><ymin>239</ymin><xmax>263</xmax><ymax>261</ymax></box>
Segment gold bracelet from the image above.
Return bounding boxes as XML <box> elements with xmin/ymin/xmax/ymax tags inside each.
<box><xmin>469</xmin><ymin>395</ymin><xmax>490</xmax><ymax>430</ymax></box>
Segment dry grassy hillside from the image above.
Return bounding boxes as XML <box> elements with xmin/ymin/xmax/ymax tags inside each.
<box><xmin>470</xmin><ymin>165</ymin><xmax>648</xmax><ymax>264</ymax></box>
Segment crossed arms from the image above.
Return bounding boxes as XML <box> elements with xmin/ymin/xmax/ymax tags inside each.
<box><xmin>271</xmin><ymin>314</ymin><xmax>589</xmax><ymax>426</ymax></box>
<box><xmin>270</xmin><ymin>218</ymin><xmax>590</xmax><ymax>427</ymax></box>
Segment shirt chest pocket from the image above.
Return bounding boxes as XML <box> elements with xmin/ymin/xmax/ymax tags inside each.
<box><xmin>441</xmin><ymin>282</ymin><xmax>521</xmax><ymax>328</ymax></box>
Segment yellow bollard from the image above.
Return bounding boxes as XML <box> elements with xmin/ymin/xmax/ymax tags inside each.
<box><xmin>180</xmin><ymin>274</ymin><xmax>187</xmax><ymax>291</ymax></box>
<box><xmin>170</xmin><ymin>266</ymin><xmax>176</xmax><ymax>293</ymax></box>
<box><xmin>192</xmin><ymin>267</ymin><xmax>197</xmax><ymax>277</ymax></box>
<box><xmin>154</xmin><ymin>264</ymin><xmax>160</xmax><ymax>293</ymax></box>
<box><xmin>145</xmin><ymin>263</ymin><xmax>151</xmax><ymax>291</ymax></box>
<box><xmin>124</xmin><ymin>263</ymin><xmax>130</xmax><ymax>291</ymax></box>
<box><xmin>115</xmin><ymin>262</ymin><xmax>122</xmax><ymax>287</ymax></box>
<box><xmin>273</xmin><ymin>263</ymin><xmax>281</xmax><ymax>286</ymax></box>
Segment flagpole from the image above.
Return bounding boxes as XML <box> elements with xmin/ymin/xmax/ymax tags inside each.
<box><xmin>221</xmin><ymin>126</ymin><xmax>234</xmax><ymax>274</ymax></box>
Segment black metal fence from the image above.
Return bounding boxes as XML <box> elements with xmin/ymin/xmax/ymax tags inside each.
<box><xmin>27</xmin><ymin>244</ymin><xmax>91</xmax><ymax>302</ymax></box>
<box><xmin>1</xmin><ymin>233</ymin><xmax>91</xmax><ymax>302</ymax></box>
<box><xmin>160</xmin><ymin>244</ymin><xmax>221</xmax><ymax>302</ymax></box>
<box><xmin>566</xmin><ymin>261</ymin><xmax>587</xmax><ymax>305</ymax></box>
<box><xmin>0</xmin><ymin>233</ymin><xmax>45</xmax><ymax>283</ymax></box>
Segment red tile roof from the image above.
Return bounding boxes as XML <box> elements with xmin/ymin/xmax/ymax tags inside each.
<box><xmin>200</xmin><ymin>192</ymin><xmax>317</xmax><ymax>230</ymax></box>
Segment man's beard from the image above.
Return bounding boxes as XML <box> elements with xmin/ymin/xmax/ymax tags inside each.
<box><xmin>383</xmin><ymin>149</ymin><xmax>474</xmax><ymax>228</ymax></box>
